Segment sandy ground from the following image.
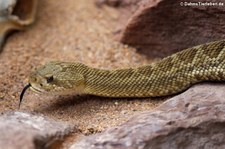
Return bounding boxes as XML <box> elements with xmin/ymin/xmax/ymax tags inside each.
<box><xmin>0</xmin><ymin>0</ymin><xmax>165</xmax><ymax>148</ymax></box>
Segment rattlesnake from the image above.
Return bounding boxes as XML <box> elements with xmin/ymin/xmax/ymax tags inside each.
<box><xmin>19</xmin><ymin>40</ymin><xmax>225</xmax><ymax>107</ymax></box>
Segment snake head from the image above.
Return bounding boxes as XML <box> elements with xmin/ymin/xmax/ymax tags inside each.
<box><xmin>28</xmin><ymin>61</ymin><xmax>86</xmax><ymax>95</ymax></box>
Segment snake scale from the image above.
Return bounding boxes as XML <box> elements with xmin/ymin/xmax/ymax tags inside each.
<box><xmin>19</xmin><ymin>40</ymin><xmax>225</xmax><ymax>107</ymax></box>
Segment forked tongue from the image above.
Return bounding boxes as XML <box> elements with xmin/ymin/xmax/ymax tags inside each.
<box><xmin>19</xmin><ymin>84</ymin><xmax>31</xmax><ymax>109</ymax></box>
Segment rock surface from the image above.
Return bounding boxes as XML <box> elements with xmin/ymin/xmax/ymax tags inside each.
<box><xmin>71</xmin><ymin>83</ymin><xmax>225</xmax><ymax>149</ymax></box>
<box><xmin>0</xmin><ymin>111</ymin><xmax>75</xmax><ymax>149</ymax></box>
<box><xmin>97</xmin><ymin>0</ymin><xmax>225</xmax><ymax>58</ymax></box>
<box><xmin>0</xmin><ymin>0</ymin><xmax>37</xmax><ymax>52</ymax></box>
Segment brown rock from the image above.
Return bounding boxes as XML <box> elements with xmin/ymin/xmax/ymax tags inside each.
<box><xmin>71</xmin><ymin>83</ymin><xmax>225</xmax><ymax>149</ymax></box>
<box><xmin>96</xmin><ymin>0</ymin><xmax>225</xmax><ymax>58</ymax></box>
<box><xmin>0</xmin><ymin>0</ymin><xmax>38</xmax><ymax>52</ymax></box>
<box><xmin>0</xmin><ymin>111</ymin><xmax>75</xmax><ymax>149</ymax></box>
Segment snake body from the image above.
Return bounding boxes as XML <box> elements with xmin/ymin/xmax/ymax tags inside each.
<box><xmin>27</xmin><ymin>40</ymin><xmax>225</xmax><ymax>98</ymax></box>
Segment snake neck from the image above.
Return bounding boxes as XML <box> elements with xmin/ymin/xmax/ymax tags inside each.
<box><xmin>83</xmin><ymin>66</ymin><xmax>153</xmax><ymax>97</ymax></box>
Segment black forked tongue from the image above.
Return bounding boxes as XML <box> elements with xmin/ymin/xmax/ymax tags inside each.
<box><xmin>19</xmin><ymin>84</ymin><xmax>31</xmax><ymax>109</ymax></box>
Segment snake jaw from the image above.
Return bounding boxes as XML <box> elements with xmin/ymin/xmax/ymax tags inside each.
<box><xmin>30</xmin><ymin>85</ymin><xmax>44</xmax><ymax>94</ymax></box>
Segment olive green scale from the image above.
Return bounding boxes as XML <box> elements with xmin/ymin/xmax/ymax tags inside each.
<box><xmin>76</xmin><ymin>40</ymin><xmax>225</xmax><ymax>97</ymax></box>
<box><xmin>29</xmin><ymin>40</ymin><xmax>225</xmax><ymax>98</ymax></box>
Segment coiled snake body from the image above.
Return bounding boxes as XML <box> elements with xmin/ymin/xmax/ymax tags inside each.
<box><xmin>19</xmin><ymin>40</ymin><xmax>225</xmax><ymax>107</ymax></box>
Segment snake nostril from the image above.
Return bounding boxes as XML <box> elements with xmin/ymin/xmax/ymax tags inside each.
<box><xmin>46</xmin><ymin>76</ymin><xmax>54</xmax><ymax>83</ymax></box>
<box><xmin>40</xmin><ymin>83</ymin><xmax>43</xmax><ymax>87</ymax></box>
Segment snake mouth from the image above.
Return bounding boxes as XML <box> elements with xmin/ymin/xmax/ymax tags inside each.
<box><xmin>30</xmin><ymin>86</ymin><xmax>44</xmax><ymax>93</ymax></box>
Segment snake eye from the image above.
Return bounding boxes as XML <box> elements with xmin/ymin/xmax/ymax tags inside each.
<box><xmin>46</xmin><ymin>76</ymin><xmax>54</xmax><ymax>83</ymax></box>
